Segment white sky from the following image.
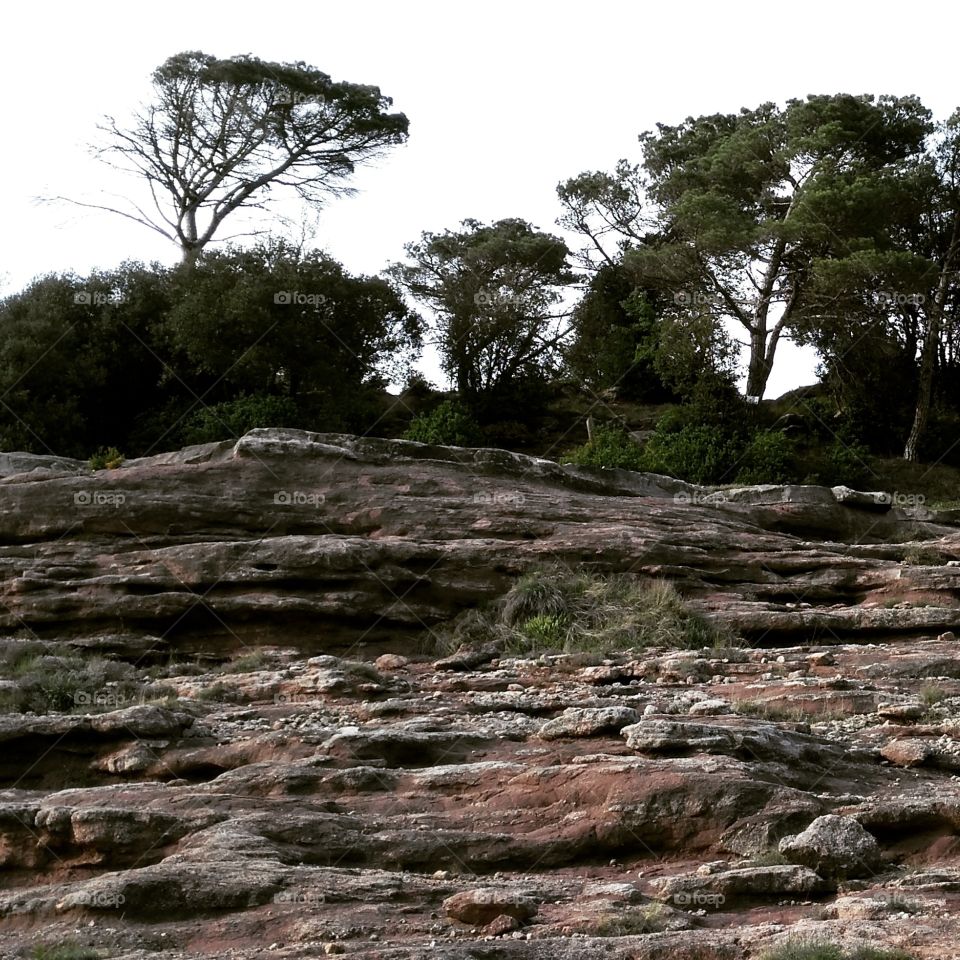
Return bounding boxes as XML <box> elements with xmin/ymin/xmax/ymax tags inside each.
<box><xmin>3</xmin><ymin>0</ymin><xmax>959</xmax><ymax>398</ymax></box>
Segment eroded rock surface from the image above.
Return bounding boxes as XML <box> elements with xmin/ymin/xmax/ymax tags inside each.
<box><xmin>0</xmin><ymin>431</ymin><xmax>958</xmax><ymax>958</ymax></box>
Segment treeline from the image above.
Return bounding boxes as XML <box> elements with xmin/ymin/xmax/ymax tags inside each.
<box><xmin>0</xmin><ymin>243</ymin><xmax>421</xmax><ymax>458</ymax></box>
<box><xmin>6</xmin><ymin>50</ymin><xmax>960</xmax><ymax>475</ymax></box>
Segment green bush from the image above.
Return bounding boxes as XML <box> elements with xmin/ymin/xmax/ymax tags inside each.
<box><xmin>448</xmin><ymin>564</ymin><xmax>736</xmax><ymax>656</ymax></box>
<box><xmin>403</xmin><ymin>400</ymin><xmax>482</xmax><ymax>447</ymax></box>
<box><xmin>519</xmin><ymin>613</ymin><xmax>570</xmax><ymax>647</ymax></box>
<box><xmin>181</xmin><ymin>394</ymin><xmax>300</xmax><ymax>444</ymax></box>
<box><xmin>30</xmin><ymin>944</ymin><xmax>105</xmax><ymax>960</ymax></box>
<box><xmin>0</xmin><ymin>641</ymin><xmax>174</xmax><ymax>714</ymax></box>
<box><xmin>640</xmin><ymin>424</ymin><xmax>744</xmax><ymax>484</ymax></box>
<box><xmin>89</xmin><ymin>446</ymin><xmax>124</xmax><ymax>470</ymax></box>
<box><xmin>823</xmin><ymin>438</ymin><xmax>873</xmax><ymax>487</ymax></box>
<box><xmin>564</xmin><ymin>423</ymin><xmax>645</xmax><ymax>471</ymax></box>
<box><xmin>593</xmin><ymin>902</ymin><xmax>669</xmax><ymax>935</ymax></box>
<box><xmin>758</xmin><ymin>940</ymin><xmax>914</xmax><ymax>960</ymax></box>
<box><xmin>735</xmin><ymin>430</ymin><xmax>798</xmax><ymax>485</ymax></box>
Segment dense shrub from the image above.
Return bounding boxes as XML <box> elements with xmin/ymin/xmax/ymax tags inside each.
<box><xmin>404</xmin><ymin>400</ymin><xmax>482</xmax><ymax>446</ymax></box>
<box><xmin>89</xmin><ymin>446</ymin><xmax>125</xmax><ymax>470</ymax></box>
<box><xmin>758</xmin><ymin>940</ymin><xmax>914</xmax><ymax>960</ymax></box>
<box><xmin>564</xmin><ymin>423</ymin><xmax>645</xmax><ymax>471</ymax></box>
<box><xmin>442</xmin><ymin>564</ymin><xmax>736</xmax><ymax>656</ymax></box>
<box><xmin>640</xmin><ymin>424</ymin><xmax>744</xmax><ymax>484</ymax></box>
<box><xmin>0</xmin><ymin>641</ymin><xmax>175</xmax><ymax>714</ymax></box>
<box><xmin>181</xmin><ymin>394</ymin><xmax>301</xmax><ymax>444</ymax></box>
<box><xmin>735</xmin><ymin>430</ymin><xmax>798</xmax><ymax>485</ymax></box>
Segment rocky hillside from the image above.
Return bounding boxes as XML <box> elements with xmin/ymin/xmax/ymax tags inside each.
<box><xmin>1</xmin><ymin>429</ymin><xmax>960</xmax><ymax>959</ymax></box>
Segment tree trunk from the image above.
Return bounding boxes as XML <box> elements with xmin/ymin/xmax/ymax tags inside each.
<box><xmin>903</xmin><ymin>218</ymin><xmax>959</xmax><ymax>461</ymax></box>
<box><xmin>903</xmin><ymin>313</ymin><xmax>940</xmax><ymax>462</ymax></box>
<box><xmin>745</xmin><ymin>327</ymin><xmax>770</xmax><ymax>399</ymax></box>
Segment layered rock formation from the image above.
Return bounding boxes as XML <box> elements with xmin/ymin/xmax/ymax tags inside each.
<box><xmin>0</xmin><ymin>430</ymin><xmax>958</xmax><ymax>958</ymax></box>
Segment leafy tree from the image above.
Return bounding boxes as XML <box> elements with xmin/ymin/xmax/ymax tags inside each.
<box><xmin>556</xmin><ymin>161</ymin><xmax>650</xmax><ymax>270</ymax></box>
<box><xmin>797</xmin><ymin>111</ymin><xmax>960</xmax><ymax>460</ymax></box>
<box><xmin>563</xmin><ymin>263</ymin><xmax>673</xmax><ymax>401</ymax></box>
<box><xmin>165</xmin><ymin>240</ymin><xmax>422</xmax><ymax>431</ymax></box>
<box><xmin>390</xmin><ymin>218</ymin><xmax>576</xmax><ymax>401</ymax></box>
<box><xmin>0</xmin><ymin>264</ymin><xmax>175</xmax><ymax>457</ymax></box>
<box><xmin>66</xmin><ymin>51</ymin><xmax>408</xmax><ymax>262</ymax></box>
<box><xmin>602</xmin><ymin>94</ymin><xmax>933</xmax><ymax>399</ymax></box>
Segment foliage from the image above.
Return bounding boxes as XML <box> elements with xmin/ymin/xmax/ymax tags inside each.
<box><xmin>519</xmin><ymin>613</ymin><xmax>570</xmax><ymax>648</ymax></box>
<box><xmin>748</xmin><ymin>847</ymin><xmax>791</xmax><ymax>867</ymax></box>
<box><xmin>593</xmin><ymin>903</ymin><xmax>669</xmax><ymax>936</ymax></box>
<box><xmin>391</xmin><ymin>218</ymin><xmax>575</xmax><ymax>399</ymax></box>
<box><xmin>576</xmin><ymin>94</ymin><xmax>934</xmax><ymax>400</ymax></box>
<box><xmin>640</xmin><ymin>424</ymin><xmax>745</xmax><ymax>484</ymax></box>
<box><xmin>735</xmin><ymin>430</ymin><xmax>798</xmax><ymax>484</ymax></box>
<box><xmin>181</xmin><ymin>394</ymin><xmax>300</xmax><ymax>444</ymax></box>
<box><xmin>166</xmin><ymin>240</ymin><xmax>422</xmax><ymax>428</ymax></box>
<box><xmin>95</xmin><ymin>50</ymin><xmax>408</xmax><ymax>260</ymax></box>
<box><xmin>0</xmin><ymin>641</ymin><xmax>174</xmax><ymax>715</ymax></box>
<box><xmin>403</xmin><ymin>400</ymin><xmax>483</xmax><ymax>447</ymax></box>
<box><xmin>0</xmin><ymin>264</ymin><xmax>175</xmax><ymax>458</ymax></box>
<box><xmin>446</xmin><ymin>564</ymin><xmax>735</xmax><ymax>656</ymax></box>
<box><xmin>89</xmin><ymin>446</ymin><xmax>125</xmax><ymax>470</ymax></box>
<box><xmin>30</xmin><ymin>944</ymin><xmax>106</xmax><ymax>960</ymax></box>
<box><xmin>562</xmin><ymin>264</ymin><xmax>673</xmax><ymax>400</ymax></box>
<box><xmin>564</xmin><ymin>423</ymin><xmax>645</xmax><ymax>471</ymax></box>
<box><xmin>758</xmin><ymin>940</ymin><xmax>915</xmax><ymax>960</ymax></box>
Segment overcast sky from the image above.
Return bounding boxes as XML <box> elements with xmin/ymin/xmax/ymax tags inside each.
<box><xmin>3</xmin><ymin>0</ymin><xmax>959</xmax><ymax>397</ymax></box>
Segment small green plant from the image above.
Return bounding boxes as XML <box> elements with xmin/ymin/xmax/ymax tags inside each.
<box><xmin>0</xmin><ymin>641</ymin><xmax>172</xmax><ymax>714</ymax></box>
<box><xmin>196</xmin><ymin>681</ymin><xmax>229</xmax><ymax>702</ymax></box>
<box><xmin>593</xmin><ymin>902</ymin><xmax>668</xmax><ymax>936</ymax></box>
<box><xmin>639</xmin><ymin>424</ymin><xmax>744</xmax><ymax>484</ymax></box>
<box><xmin>758</xmin><ymin>940</ymin><xmax>915</xmax><ymax>960</ymax></box>
<box><xmin>499</xmin><ymin>565</ymin><xmax>735</xmax><ymax>655</ymax></box>
<box><xmin>519</xmin><ymin>613</ymin><xmax>570</xmax><ymax>648</ymax></box>
<box><xmin>222</xmin><ymin>651</ymin><xmax>268</xmax><ymax>673</ymax></box>
<box><xmin>846</xmin><ymin>948</ymin><xmax>916</xmax><ymax>960</ymax></box>
<box><xmin>902</xmin><ymin>545</ymin><xmax>945</xmax><ymax>566</ymax></box>
<box><xmin>89</xmin><ymin>446</ymin><xmax>124</xmax><ymax>470</ymax></box>
<box><xmin>920</xmin><ymin>684</ymin><xmax>946</xmax><ymax>707</ymax></box>
<box><xmin>404</xmin><ymin>399</ymin><xmax>482</xmax><ymax>447</ymax></box>
<box><xmin>733</xmin><ymin>699</ymin><xmax>809</xmax><ymax>722</ymax></box>
<box><xmin>30</xmin><ymin>943</ymin><xmax>105</xmax><ymax>960</ymax></box>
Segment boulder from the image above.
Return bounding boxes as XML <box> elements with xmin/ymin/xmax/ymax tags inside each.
<box><xmin>779</xmin><ymin>815</ymin><xmax>882</xmax><ymax>881</ymax></box>
<box><xmin>442</xmin><ymin>888</ymin><xmax>538</xmax><ymax>925</ymax></box>
<box><xmin>538</xmin><ymin>706</ymin><xmax>641</xmax><ymax>740</ymax></box>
